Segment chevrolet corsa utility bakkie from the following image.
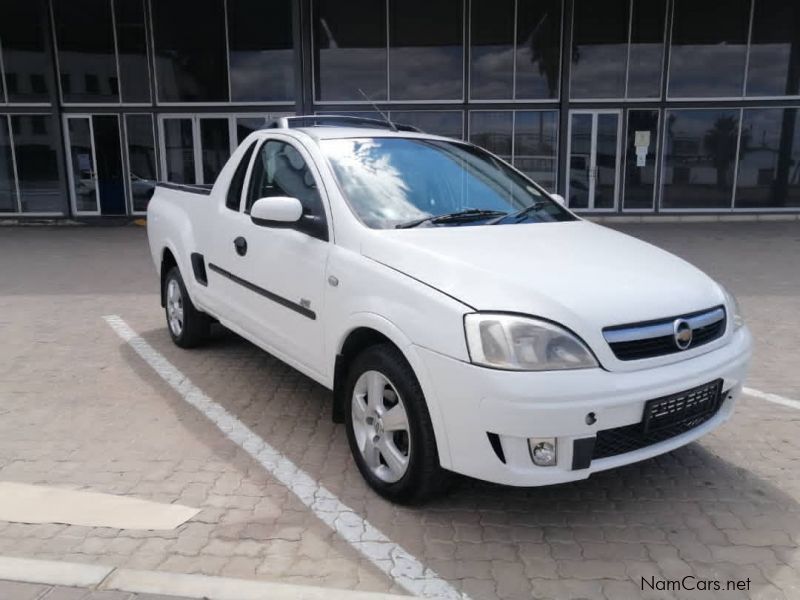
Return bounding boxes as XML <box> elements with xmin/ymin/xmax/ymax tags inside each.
<box><xmin>147</xmin><ymin>115</ymin><xmax>752</xmax><ymax>504</ymax></box>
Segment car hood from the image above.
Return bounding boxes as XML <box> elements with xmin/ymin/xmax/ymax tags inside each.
<box><xmin>361</xmin><ymin>220</ymin><xmax>725</xmax><ymax>336</ymax></box>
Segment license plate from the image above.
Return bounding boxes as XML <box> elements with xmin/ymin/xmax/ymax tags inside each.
<box><xmin>642</xmin><ymin>379</ymin><xmax>723</xmax><ymax>435</ymax></box>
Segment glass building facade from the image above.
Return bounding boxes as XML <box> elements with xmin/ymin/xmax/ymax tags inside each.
<box><xmin>1</xmin><ymin>0</ymin><xmax>800</xmax><ymax>217</ymax></box>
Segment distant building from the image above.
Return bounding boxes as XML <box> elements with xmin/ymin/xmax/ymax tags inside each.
<box><xmin>0</xmin><ymin>0</ymin><xmax>799</xmax><ymax>217</ymax></box>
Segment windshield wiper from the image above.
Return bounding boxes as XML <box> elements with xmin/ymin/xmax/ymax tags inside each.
<box><xmin>395</xmin><ymin>209</ymin><xmax>507</xmax><ymax>229</ymax></box>
<box><xmin>490</xmin><ymin>201</ymin><xmax>548</xmax><ymax>224</ymax></box>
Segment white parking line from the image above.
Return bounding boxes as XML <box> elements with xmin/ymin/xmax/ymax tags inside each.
<box><xmin>103</xmin><ymin>315</ymin><xmax>466</xmax><ymax>600</ymax></box>
<box><xmin>744</xmin><ymin>387</ymin><xmax>800</xmax><ymax>411</ymax></box>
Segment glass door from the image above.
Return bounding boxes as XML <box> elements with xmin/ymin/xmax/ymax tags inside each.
<box><xmin>65</xmin><ymin>114</ymin><xmax>127</xmax><ymax>215</ymax></box>
<box><xmin>567</xmin><ymin>110</ymin><xmax>622</xmax><ymax>210</ymax></box>
<box><xmin>65</xmin><ymin>116</ymin><xmax>99</xmax><ymax>215</ymax></box>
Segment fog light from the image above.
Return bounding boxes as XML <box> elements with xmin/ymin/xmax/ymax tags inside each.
<box><xmin>528</xmin><ymin>438</ymin><xmax>557</xmax><ymax>466</ymax></box>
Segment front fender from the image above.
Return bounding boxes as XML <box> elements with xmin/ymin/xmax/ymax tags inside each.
<box><xmin>334</xmin><ymin>312</ymin><xmax>454</xmax><ymax>470</ymax></box>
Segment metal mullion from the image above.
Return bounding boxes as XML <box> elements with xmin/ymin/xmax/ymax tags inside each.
<box><xmin>511</xmin><ymin>0</ymin><xmax>518</xmax><ymax>101</ymax></box>
<box><xmin>122</xmin><ymin>113</ymin><xmax>133</xmax><ymax>214</ymax></box>
<box><xmin>193</xmin><ymin>116</ymin><xmax>202</xmax><ymax>184</ymax></box>
<box><xmin>613</xmin><ymin>109</ymin><xmax>622</xmax><ymax>211</ymax></box>
<box><xmin>223</xmin><ymin>0</ymin><xmax>233</xmax><ymax>102</ymax></box>
<box><xmin>620</xmin><ymin>108</ymin><xmax>628</xmax><ymax>210</ymax></box>
<box><xmin>556</xmin><ymin>0</ymin><xmax>572</xmax><ymax>196</ymax></box>
<box><xmin>624</xmin><ymin>0</ymin><xmax>633</xmax><ymax>99</ymax></box>
<box><xmin>48</xmin><ymin>0</ymin><xmax>66</xmax><ymax>106</ymax></box>
<box><xmin>385</xmin><ymin>0</ymin><xmax>391</xmax><ymax>101</ymax></box>
<box><xmin>110</xmin><ymin>0</ymin><xmax>122</xmax><ymax>103</ymax></box>
<box><xmin>7</xmin><ymin>115</ymin><xmax>22</xmax><ymax>212</ymax></box>
<box><xmin>0</xmin><ymin>32</ymin><xmax>8</xmax><ymax>104</ymax></box>
<box><xmin>742</xmin><ymin>0</ymin><xmax>755</xmax><ymax>97</ymax></box>
<box><xmin>650</xmin><ymin>109</ymin><xmax>661</xmax><ymax>211</ymax></box>
<box><xmin>510</xmin><ymin>110</ymin><xmax>516</xmax><ymax>162</ymax></box>
<box><xmin>88</xmin><ymin>116</ymin><xmax>101</xmax><ymax>213</ymax></box>
<box><xmin>229</xmin><ymin>116</ymin><xmax>237</xmax><ymax>155</ymax></box>
<box><xmin>730</xmin><ymin>107</ymin><xmax>744</xmax><ymax>210</ymax></box>
<box><xmin>146</xmin><ymin>0</ymin><xmax>161</xmax><ymax>104</ymax></box>
<box><xmin>589</xmin><ymin>112</ymin><xmax>598</xmax><ymax>209</ymax></box>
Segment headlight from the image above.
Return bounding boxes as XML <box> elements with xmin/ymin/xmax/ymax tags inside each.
<box><xmin>720</xmin><ymin>285</ymin><xmax>744</xmax><ymax>330</ymax></box>
<box><xmin>464</xmin><ymin>313</ymin><xmax>598</xmax><ymax>371</ymax></box>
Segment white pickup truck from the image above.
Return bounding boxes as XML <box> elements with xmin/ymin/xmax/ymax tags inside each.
<box><xmin>147</xmin><ymin>115</ymin><xmax>752</xmax><ymax>504</ymax></box>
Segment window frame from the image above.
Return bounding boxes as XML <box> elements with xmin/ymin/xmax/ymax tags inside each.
<box><xmin>241</xmin><ymin>134</ymin><xmax>331</xmax><ymax>242</ymax></box>
<box><xmin>225</xmin><ymin>140</ymin><xmax>257</xmax><ymax>212</ymax></box>
<box><xmin>311</xmin><ymin>0</ymin><xmax>468</xmax><ymax>105</ymax></box>
<box><xmin>51</xmin><ymin>0</ymin><xmax>154</xmax><ymax>107</ymax></box>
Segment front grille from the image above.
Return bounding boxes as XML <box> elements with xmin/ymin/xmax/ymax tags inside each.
<box><xmin>604</xmin><ymin>306</ymin><xmax>726</xmax><ymax>361</ymax></box>
<box><xmin>592</xmin><ymin>379</ymin><xmax>724</xmax><ymax>460</ymax></box>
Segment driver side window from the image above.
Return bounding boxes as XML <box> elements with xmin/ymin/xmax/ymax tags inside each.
<box><xmin>245</xmin><ymin>140</ymin><xmax>325</xmax><ymax>222</ymax></box>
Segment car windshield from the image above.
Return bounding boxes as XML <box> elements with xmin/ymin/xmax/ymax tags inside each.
<box><xmin>320</xmin><ymin>137</ymin><xmax>575</xmax><ymax>229</ymax></box>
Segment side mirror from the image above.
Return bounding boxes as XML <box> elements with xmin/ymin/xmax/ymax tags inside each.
<box><xmin>550</xmin><ymin>193</ymin><xmax>566</xmax><ymax>207</ymax></box>
<box><xmin>250</xmin><ymin>196</ymin><xmax>303</xmax><ymax>226</ymax></box>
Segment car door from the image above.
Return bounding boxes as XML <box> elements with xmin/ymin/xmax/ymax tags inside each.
<box><xmin>202</xmin><ymin>140</ymin><xmax>260</xmax><ymax>328</ymax></box>
<box><xmin>235</xmin><ymin>135</ymin><xmax>331</xmax><ymax>377</ymax></box>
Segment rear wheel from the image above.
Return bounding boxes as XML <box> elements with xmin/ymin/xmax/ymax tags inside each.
<box><xmin>164</xmin><ymin>266</ymin><xmax>209</xmax><ymax>348</ymax></box>
<box><xmin>344</xmin><ymin>344</ymin><xmax>446</xmax><ymax>504</ymax></box>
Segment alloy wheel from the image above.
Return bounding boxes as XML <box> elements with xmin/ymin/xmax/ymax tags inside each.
<box><xmin>351</xmin><ymin>370</ymin><xmax>411</xmax><ymax>483</ymax></box>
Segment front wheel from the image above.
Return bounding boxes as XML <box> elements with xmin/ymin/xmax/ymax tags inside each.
<box><xmin>164</xmin><ymin>266</ymin><xmax>210</xmax><ymax>348</ymax></box>
<box><xmin>344</xmin><ymin>344</ymin><xmax>446</xmax><ymax>504</ymax></box>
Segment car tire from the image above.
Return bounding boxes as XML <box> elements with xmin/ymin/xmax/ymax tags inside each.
<box><xmin>164</xmin><ymin>266</ymin><xmax>210</xmax><ymax>348</ymax></box>
<box><xmin>344</xmin><ymin>343</ymin><xmax>447</xmax><ymax>504</ymax></box>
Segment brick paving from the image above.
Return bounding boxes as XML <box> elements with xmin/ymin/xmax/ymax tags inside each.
<box><xmin>0</xmin><ymin>580</ymin><xmax>189</xmax><ymax>600</ymax></box>
<box><xmin>0</xmin><ymin>223</ymin><xmax>798</xmax><ymax>599</ymax></box>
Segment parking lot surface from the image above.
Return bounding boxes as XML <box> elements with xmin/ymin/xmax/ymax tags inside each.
<box><xmin>0</xmin><ymin>222</ymin><xmax>798</xmax><ymax>599</ymax></box>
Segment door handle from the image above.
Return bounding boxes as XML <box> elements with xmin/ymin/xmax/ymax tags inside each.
<box><xmin>233</xmin><ymin>236</ymin><xmax>248</xmax><ymax>256</ymax></box>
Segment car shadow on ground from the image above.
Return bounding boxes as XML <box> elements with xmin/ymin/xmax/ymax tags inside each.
<box><xmin>120</xmin><ymin>324</ymin><xmax>799</xmax><ymax>599</ymax></box>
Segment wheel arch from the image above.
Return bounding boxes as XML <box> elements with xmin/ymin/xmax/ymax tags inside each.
<box><xmin>160</xmin><ymin>246</ymin><xmax>179</xmax><ymax>307</ymax></box>
<box><xmin>331</xmin><ymin>313</ymin><xmax>453</xmax><ymax>470</ymax></box>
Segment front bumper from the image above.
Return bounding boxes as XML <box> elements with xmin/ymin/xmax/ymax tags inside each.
<box><xmin>417</xmin><ymin>326</ymin><xmax>752</xmax><ymax>486</ymax></box>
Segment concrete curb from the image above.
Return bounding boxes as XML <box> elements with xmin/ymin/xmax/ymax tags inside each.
<box><xmin>0</xmin><ymin>556</ymin><xmax>409</xmax><ymax>600</ymax></box>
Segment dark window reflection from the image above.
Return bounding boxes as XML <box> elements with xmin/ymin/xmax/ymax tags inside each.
<box><xmin>152</xmin><ymin>0</ymin><xmax>228</xmax><ymax>102</ymax></box>
<box><xmin>0</xmin><ymin>116</ymin><xmax>17</xmax><ymax>212</ymax></box>
<box><xmin>53</xmin><ymin>0</ymin><xmax>119</xmax><ymax>103</ymax></box>
<box><xmin>126</xmin><ymin>114</ymin><xmax>157</xmax><ymax>212</ymax></box>
<box><xmin>470</xmin><ymin>111</ymin><xmax>512</xmax><ymax>158</ymax></box>
<box><xmin>163</xmin><ymin>118</ymin><xmax>195</xmax><ymax>183</ymax></box>
<box><xmin>736</xmin><ymin>108</ymin><xmax>800</xmax><ymax>208</ymax></box>
<box><xmin>571</xmin><ymin>0</ymin><xmax>628</xmax><ymax>99</ymax></box>
<box><xmin>389</xmin><ymin>0</ymin><xmax>463</xmax><ymax>101</ymax></box>
<box><xmin>669</xmin><ymin>0</ymin><xmax>748</xmax><ymax>98</ymax></box>
<box><xmin>746</xmin><ymin>0</ymin><xmax>800</xmax><ymax>97</ymax></box>
<box><xmin>662</xmin><ymin>109</ymin><xmax>739</xmax><ymax>209</ymax></box>
<box><xmin>0</xmin><ymin>1</ymin><xmax>52</xmax><ymax>103</ymax></box>
<box><xmin>237</xmin><ymin>117</ymin><xmax>271</xmax><ymax>144</ymax></box>
<box><xmin>514</xmin><ymin>111</ymin><xmax>558</xmax><ymax>191</ymax></box>
<box><xmin>623</xmin><ymin>109</ymin><xmax>659</xmax><ymax>209</ymax></box>
<box><xmin>314</xmin><ymin>0</ymin><xmax>387</xmax><ymax>101</ymax></box>
<box><xmin>229</xmin><ymin>0</ymin><xmax>295</xmax><ymax>102</ymax></box>
<box><xmin>11</xmin><ymin>115</ymin><xmax>63</xmax><ymax>212</ymax></box>
<box><xmin>516</xmin><ymin>0</ymin><xmax>562</xmax><ymax>99</ymax></box>
<box><xmin>94</xmin><ymin>115</ymin><xmax>126</xmax><ymax>215</ymax></box>
<box><xmin>116</xmin><ymin>0</ymin><xmax>151</xmax><ymax>103</ymax></box>
<box><xmin>200</xmin><ymin>118</ymin><xmax>230</xmax><ymax>184</ymax></box>
<box><xmin>470</xmin><ymin>0</ymin><xmax>514</xmax><ymax>100</ymax></box>
<box><xmin>627</xmin><ymin>0</ymin><xmax>665</xmax><ymax>98</ymax></box>
<box><xmin>390</xmin><ymin>111</ymin><xmax>464</xmax><ymax>139</ymax></box>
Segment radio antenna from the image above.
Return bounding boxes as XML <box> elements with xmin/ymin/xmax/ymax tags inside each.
<box><xmin>358</xmin><ymin>88</ymin><xmax>397</xmax><ymax>131</ymax></box>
